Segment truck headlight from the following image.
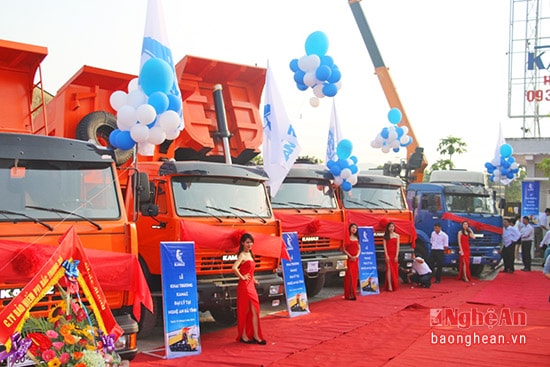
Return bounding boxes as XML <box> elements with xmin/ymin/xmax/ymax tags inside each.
<box><xmin>336</xmin><ymin>260</ymin><xmax>346</xmax><ymax>269</ymax></box>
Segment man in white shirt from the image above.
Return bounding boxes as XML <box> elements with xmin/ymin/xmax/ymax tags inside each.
<box><xmin>502</xmin><ymin>217</ymin><xmax>521</xmax><ymax>273</ymax></box>
<box><xmin>410</xmin><ymin>256</ymin><xmax>432</xmax><ymax>288</ymax></box>
<box><xmin>429</xmin><ymin>223</ymin><xmax>448</xmax><ymax>284</ymax></box>
<box><xmin>519</xmin><ymin>216</ymin><xmax>534</xmax><ymax>271</ymax></box>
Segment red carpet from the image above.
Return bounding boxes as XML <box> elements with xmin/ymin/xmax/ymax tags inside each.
<box><xmin>132</xmin><ymin>272</ymin><xmax>550</xmax><ymax>366</ymax></box>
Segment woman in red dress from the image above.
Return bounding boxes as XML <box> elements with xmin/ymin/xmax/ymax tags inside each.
<box><xmin>232</xmin><ymin>233</ymin><xmax>266</xmax><ymax>345</ymax></box>
<box><xmin>457</xmin><ymin>221</ymin><xmax>475</xmax><ymax>282</ymax></box>
<box><xmin>383</xmin><ymin>222</ymin><xmax>400</xmax><ymax>292</ymax></box>
<box><xmin>343</xmin><ymin>223</ymin><xmax>361</xmax><ymax>300</ymax></box>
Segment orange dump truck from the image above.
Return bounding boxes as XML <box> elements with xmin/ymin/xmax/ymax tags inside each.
<box><xmin>0</xmin><ymin>40</ymin><xmax>142</xmax><ymax>360</ymax></box>
<box><xmin>34</xmin><ymin>54</ymin><xmax>285</xmax><ymax>334</ymax></box>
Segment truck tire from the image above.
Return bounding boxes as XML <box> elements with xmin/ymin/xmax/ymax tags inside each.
<box><xmin>137</xmin><ymin>297</ymin><xmax>159</xmax><ymax>338</ymax></box>
<box><xmin>305</xmin><ymin>273</ymin><xmax>325</xmax><ymax>297</ymax></box>
<box><xmin>470</xmin><ymin>264</ymin><xmax>484</xmax><ymax>277</ymax></box>
<box><xmin>210</xmin><ymin>306</ymin><xmax>237</xmax><ymax>325</ymax></box>
<box><xmin>76</xmin><ymin>111</ymin><xmax>133</xmax><ymax>165</ymax></box>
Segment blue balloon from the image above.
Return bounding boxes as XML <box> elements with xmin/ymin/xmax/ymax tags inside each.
<box><xmin>330</xmin><ymin>165</ymin><xmax>342</xmax><ymax>176</ymax></box>
<box><xmin>322</xmin><ymin>82</ymin><xmax>338</xmax><ymax>97</ymax></box>
<box><xmin>395</xmin><ymin>127</ymin><xmax>404</xmax><ymax>138</ymax></box>
<box><xmin>296</xmin><ymin>83</ymin><xmax>308</xmax><ymax>91</ymax></box>
<box><xmin>109</xmin><ymin>129</ymin><xmax>121</xmax><ymax>147</ymax></box>
<box><xmin>320</xmin><ymin>55</ymin><xmax>334</xmax><ymax>67</ymax></box>
<box><xmin>349</xmin><ymin>156</ymin><xmax>358</xmax><ymax>164</ymax></box>
<box><xmin>167</xmin><ymin>93</ymin><xmax>182</xmax><ymax>113</ymax></box>
<box><xmin>388</xmin><ymin>108</ymin><xmax>402</xmax><ymax>124</ymax></box>
<box><xmin>327</xmin><ymin>66</ymin><xmax>341</xmax><ymax>83</ymax></box>
<box><xmin>140</xmin><ymin>58</ymin><xmax>174</xmax><ymax>96</ymax></box>
<box><xmin>293</xmin><ymin>70</ymin><xmax>306</xmax><ymax>84</ymax></box>
<box><xmin>507</xmin><ymin>172</ymin><xmax>515</xmax><ymax>179</ymax></box>
<box><xmin>327</xmin><ymin>160</ymin><xmax>335</xmax><ymax>168</ymax></box>
<box><xmin>341</xmin><ymin>180</ymin><xmax>352</xmax><ymax>191</ymax></box>
<box><xmin>114</xmin><ymin>130</ymin><xmax>136</xmax><ymax>150</ymax></box>
<box><xmin>500</xmin><ymin>143</ymin><xmax>513</xmax><ymax>158</ymax></box>
<box><xmin>337</xmin><ymin>139</ymin><xmax>353</xmax><ymax>159</ymax></box>
<box><xmin>305</xmin><ymin>31</ymin><xmax>329</xmax><ymax>56</ymax></box>
<box><xmin>393</xmin><ymin>147</ymin><xmax>400</xmax><ymax>153</ymax></box>
<box><xmin>401</xmin><ymin>136</ymin><xmax>413</xmax><ymax>147</ymax></box>
<box><xmin>484</xmin><ymin>162</ymin><xmax>495</xmax><ymax>170</ymax></box>
<box><xmin>381</xmin><ymin>127</ymin><xmax>389</xmax><ymax>139</ymax></box>
<box><xmin>289</xmin><ymin>58</ymin><xmax>300</xmax><ymax>72</ymax></box>
<box><xmin>316</xmin><ymin>65</ymin><xmax>332</xmax><ymax>81</ymax></box>
<box><xmin>337</xmin><ymin>158</ymin><xmax>349</xmax><ymax>169</ymax></box>
<box><xmin>148</xmin><ymin>91</ymin><xmax>169</xmax><ymax>114</ymax></box>
<box><xmin>350</xmin><ymin>164</ymin><xmax>359</xmax><ymax>174</ymax></box>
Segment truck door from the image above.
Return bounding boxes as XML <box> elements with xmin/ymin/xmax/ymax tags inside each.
<box><xmin>416</xmin><ymin>192</ymin><xmax>443</xmax><ymax>230</ymax></box>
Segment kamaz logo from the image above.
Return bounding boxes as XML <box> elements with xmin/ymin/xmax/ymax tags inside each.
<box><xmin>528</xmin><ymin>45</ymin><xmax>550</xmax><ymax>70</ymax></box>
<box><xmin>222</xmin><ymin>254</ymin><xmax>238</xmax><ymax>261</ymax></box>
<box><xmin>301</xmin><ymin>236</ymin><xmax>319</xmax><ymax>242</ymax></box>
<box><xmin>374</xmin><ymin>232</ymin><xmax>385</xmax><ymax>237</ymax></box>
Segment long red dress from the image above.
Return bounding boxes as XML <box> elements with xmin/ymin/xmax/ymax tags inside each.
<box><xmin>235</xmin><ymin>259</ymin><xmax>263</xmax><ymax>341</ymax></box>
<box><xmin>457</xmin><ymin>232</ymin><xmax>472</xmax><ymax>281</ymax></box>
<box><xmin>343</xmin><ymin>239</ymin><xmax>360</xmax><ymax>300</ymax></box>
<box><xmin>384</xmin><ymin>237</ymin><xmax>399</xmax><ymax>291</ymax></box>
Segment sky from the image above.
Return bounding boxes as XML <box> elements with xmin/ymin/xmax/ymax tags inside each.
<box><xmin>2</xmin><ymin>0</ymin><xmax>548</xmax><ymax>171</ymax></box>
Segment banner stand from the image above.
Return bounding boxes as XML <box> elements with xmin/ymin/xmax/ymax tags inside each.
<box><xmin>281</xmin><ymin>232</ymin><xmax>310</xmax><ymax>318</ymax></box>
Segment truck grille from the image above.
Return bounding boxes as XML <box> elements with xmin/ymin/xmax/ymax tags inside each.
<box><xmin>196</xmin><ymin>256</ymin><xmax>276</xmax><ymax>276</ymax></box>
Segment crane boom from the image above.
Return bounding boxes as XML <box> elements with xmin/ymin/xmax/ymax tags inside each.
<box><xmin>349</xmin><ymin>0</ymin><xmax>428</xmax><ymax>182</ymax></box>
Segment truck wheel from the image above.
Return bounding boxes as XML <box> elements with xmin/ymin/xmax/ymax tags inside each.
<box><xmin>76</xmin><ymin>111</ymin><xmax>133</xmax><ymax>165</ymax></box>
<box><xmin>210</xmin><ymin>306</ymin><xmax>237</xmax><ymax>325</ymax></box>
<box><xmin>305</xmin><ymin>274</ymin><xmax>325</xmax><ymax>297</ymax></box>
<box><xmin>137</xmin><ymin>296</ymin><xmax>160</xmax><ymax>338</ymax></box>
<box><xmin>470</xmin><ymin>264</ymin><xmax>485</xmax><ymax>277</ymax></box>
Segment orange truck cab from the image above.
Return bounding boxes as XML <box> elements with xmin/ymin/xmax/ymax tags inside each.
<box><xmin>337</xmin><ymin>172</ymin><xmax>416</xmax><ymax>280</ymax></box>
<box><xmin>33</xmin><ymin>53</ymin><xmax>284</xmax><ymax>333</ymax></box>
<box><xmin>0</xmin><ymin>40</ymin><xmax>140</xmax><ymax>360</ymax></box>
<box><xmin>270</xmin><ymin>163</ymin><xmax>347</xmax><ymax>296</ymax></box>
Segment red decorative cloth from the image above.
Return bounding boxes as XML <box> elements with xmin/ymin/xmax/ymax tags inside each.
<box><xmin>274</xmin><ymin>212</ymin><xmax>347</xmax><ymax>240</ymax></box>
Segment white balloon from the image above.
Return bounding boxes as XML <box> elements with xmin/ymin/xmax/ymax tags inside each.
<box><xmin>165</xmin><ymin>129</ymin><xmax>181</xmax><ymax>140</ymax></box>
<box><xmin>340</xmin><ymin>168</ymin><xmax>352</xmax><ymax>179</ymax></box>
<box><xmin>382</xmin><ymin>145</ymin><xmax>390</xmax><ymax>153</ymax></box>
<box><xmin>148</xmin><ymin>126</ymin><xmax>167</xmax><ymax>145</ymax></box>
<box><xmin>348</xmin><ymin>174</ymin><xmax>358</xmax><ymax>185</ymax></box>
<box><xmin>333</xmin><ymin>175</ymin><xmax>343</xmax><ymax>186</ymax></box>
<box><xmin>400</xmin><ymin>135</ymin><xmax>410</xmax><ymax>145</ymax></box>
<box><xmin>127</xmin><ymin>89</ymin><xmax>147</xmax><ymax>108</ymax></box>
<box><xmin>136</xmin><ymin>104</ymin><xmax>157</xmax><ymax>125</ymax></box>
<box><xmin>375</xmin><ymin>135</ymin><xmax>384</xmax><ymax>144</ymax></box>
<box><xmin>110</xmin><ymin>90</ymin><xmax>127</xmax><ymax>111</ymax></box>
<box><xmin>371</xmin><ymin>140</ymin><xmax>381</xmax><ymax>148</ymax></box>
<box><xmin>117</xmin><ymin>105</ymin><xmax>137</xmax><ymax>130</ymax></box>
<box><xmin>390</xmin><ymin>139</ymin><xmax>400</xmax><ymax>149</ymax></box>
<box><xmin>130</xmin><ymin>123</ymin><xmax>150</xmax><ymax>143</ymax></box>
<box><xmin>138</xmin><ymin>142</ymin><xmax>155</xmax><ymax>156</ymax></box>
<box><xmin>158</xmin><ymin>110</ymin><xmax>181</xmax><ymax>132</ymax></box>
<box><xmin>310</xmin><ymin>97</ymin><xmax>320</xmax><ymax>107</ymax></box>
<box><xmin>128</xmin><ymin>78</ymin><xmax>140</xmax><ymax>92</ymax></box>
<box><xmin>491</xmin><ymin>158</ymin><xmax>500</xmax><ymax>166</ymax></box>
<box><xmin>298</xmin><ymin>54</ymin><xmax>321</xmax><ymax>72</ymax></box>
<box><xmin>510</xmin><ymin>162</ymin><xmax>519</xmax><ymax>170</ymax></box>
<box><xmin>303</xmin><ymin>72</ymin><xmax>319</xmax><ymax>88</ymax></box>
<box><xmin>401</xmin><ymin>126</ymin><xmax>409</xmax><ymax>134</ymax></box>
<box><xmin>313</xmin><ymin>84</ymin><xmax>325</xmax><ymax>98</ymax></box>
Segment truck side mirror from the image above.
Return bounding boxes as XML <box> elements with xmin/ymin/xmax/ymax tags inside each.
<box><xmin>140</xmin><ymin>203</ymin><xmax>159</xmax><ymax>217</ymax></box>
<box><xmin>137</xmin><ymin>172</ymin><xmax>152</xmax><ymax>203</ymax></box>
<box><xmin>412</xmin><ymin>196</ymin><xmax>418</xmax><ymax>209</ymax></box>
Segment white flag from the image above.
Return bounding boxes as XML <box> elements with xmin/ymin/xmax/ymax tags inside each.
<box><xmin>141</xmin><ymin>0</ymin><xmax>181</xmax><ymax>102</ymax></box>
<box><xmin>263</xmin><ymin>66</ymin><xmax>301</xmax><ymax>197</ymax></box>
<box><xmin>326</xmin><ymin>99</ymin><xmax>342</xmax><ymax>164</ymax></box>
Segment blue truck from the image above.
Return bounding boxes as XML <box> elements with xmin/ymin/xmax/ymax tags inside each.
<box><xmin>406</xmin><ymin>170</ymin><xmax>502</xmax><ymax>276</ymax></box>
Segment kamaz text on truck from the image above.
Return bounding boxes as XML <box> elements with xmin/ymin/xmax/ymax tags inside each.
<box><xmin>406</xmin><ymin>170</ymin><xmax>502</xmax><ymax>276</ymax></box>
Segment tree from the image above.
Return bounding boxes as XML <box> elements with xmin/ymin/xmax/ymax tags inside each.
<box><xmin>537</xmin><ymin>158</ymin><xmax>550</xmax><ymax>178</ymax></box>
<box><xmin>428</xmin><ymin>136</ymin><xmax>468</xmax><ymax>172</ymax></box>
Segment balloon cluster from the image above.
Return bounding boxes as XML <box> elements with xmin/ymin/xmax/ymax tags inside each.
<box><xmin>485</xmin><ymin>143</ymin><xmax>520</xmax><ymax>183</ymax></box>
<box><xmin>108</xmin><ymin>57</ymin><xmax>184</xmax><ymax>156</ymax></box>
<box><xmin>370</xmin><ymin>108</ymin><xmax>413</xmax><ymax>153</ymax></box>
<box><xmin>289</xmin><ymin>31</ymin><xmax>342</xmax><ymax>107</ymax></box>
<box><xmin>326</xmin><ymin>139</ymin><xmax>359</xmax><ymax>192</ymax></box>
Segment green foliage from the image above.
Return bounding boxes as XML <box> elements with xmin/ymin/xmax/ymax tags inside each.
<box><xmin>537</xmin><ymin>158</ymin><xmax>550</xmax><ymax>177</ymax></box>
<box><xmin>427</xmin><ymin>136</ymin><xmax>468</xmax><ymax>174</ymax></box>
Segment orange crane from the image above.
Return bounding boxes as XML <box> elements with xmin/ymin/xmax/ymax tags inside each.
<box><xmin>348</xmin><ymin>0</ymin><xmax>428</xmax><ymax>183</ymax></box>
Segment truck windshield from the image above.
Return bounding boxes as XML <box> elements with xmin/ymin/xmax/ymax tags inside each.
<box><xmin>445</xmin><ymin>194</ymin><xmax>497</xmax><ymax>214</ymax></box>
<box><xmin>172</xmin><ymin>176</ymin><xmax>271</xmax><ymax>218</ymax></box>
<box><xmin>271</xmin><ymin>179</ymin><xmax>337</xmax><ymax>209</ymax></box>
<box><xmin>0</xmin><ymin>160</ymin><xmax>120</xmax><ymax>220</ymax></box>
<box><xmin>342</xmin><ymin>184</ymin><xmax>407</xmax><ymax>210</ymax></box>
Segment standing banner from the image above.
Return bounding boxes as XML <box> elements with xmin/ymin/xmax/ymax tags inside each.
<box><xmin>281</xmin><ymin>232</ymin><xmax>310</xmax><ymax>317</ymax></box>
<box><xmin>521</xmin><ymin>181</ymin><xmax>540</xmax><ymax>220</ymax></box>
<box><xmin>160</xmin><ymin>242</ymin><xmax>201</xmax><ymax>358</ymax></box>
<box><xmin>358</xmin><ymin>227</ymin><xmax>380</xmax><ymax>296</ymax></box>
